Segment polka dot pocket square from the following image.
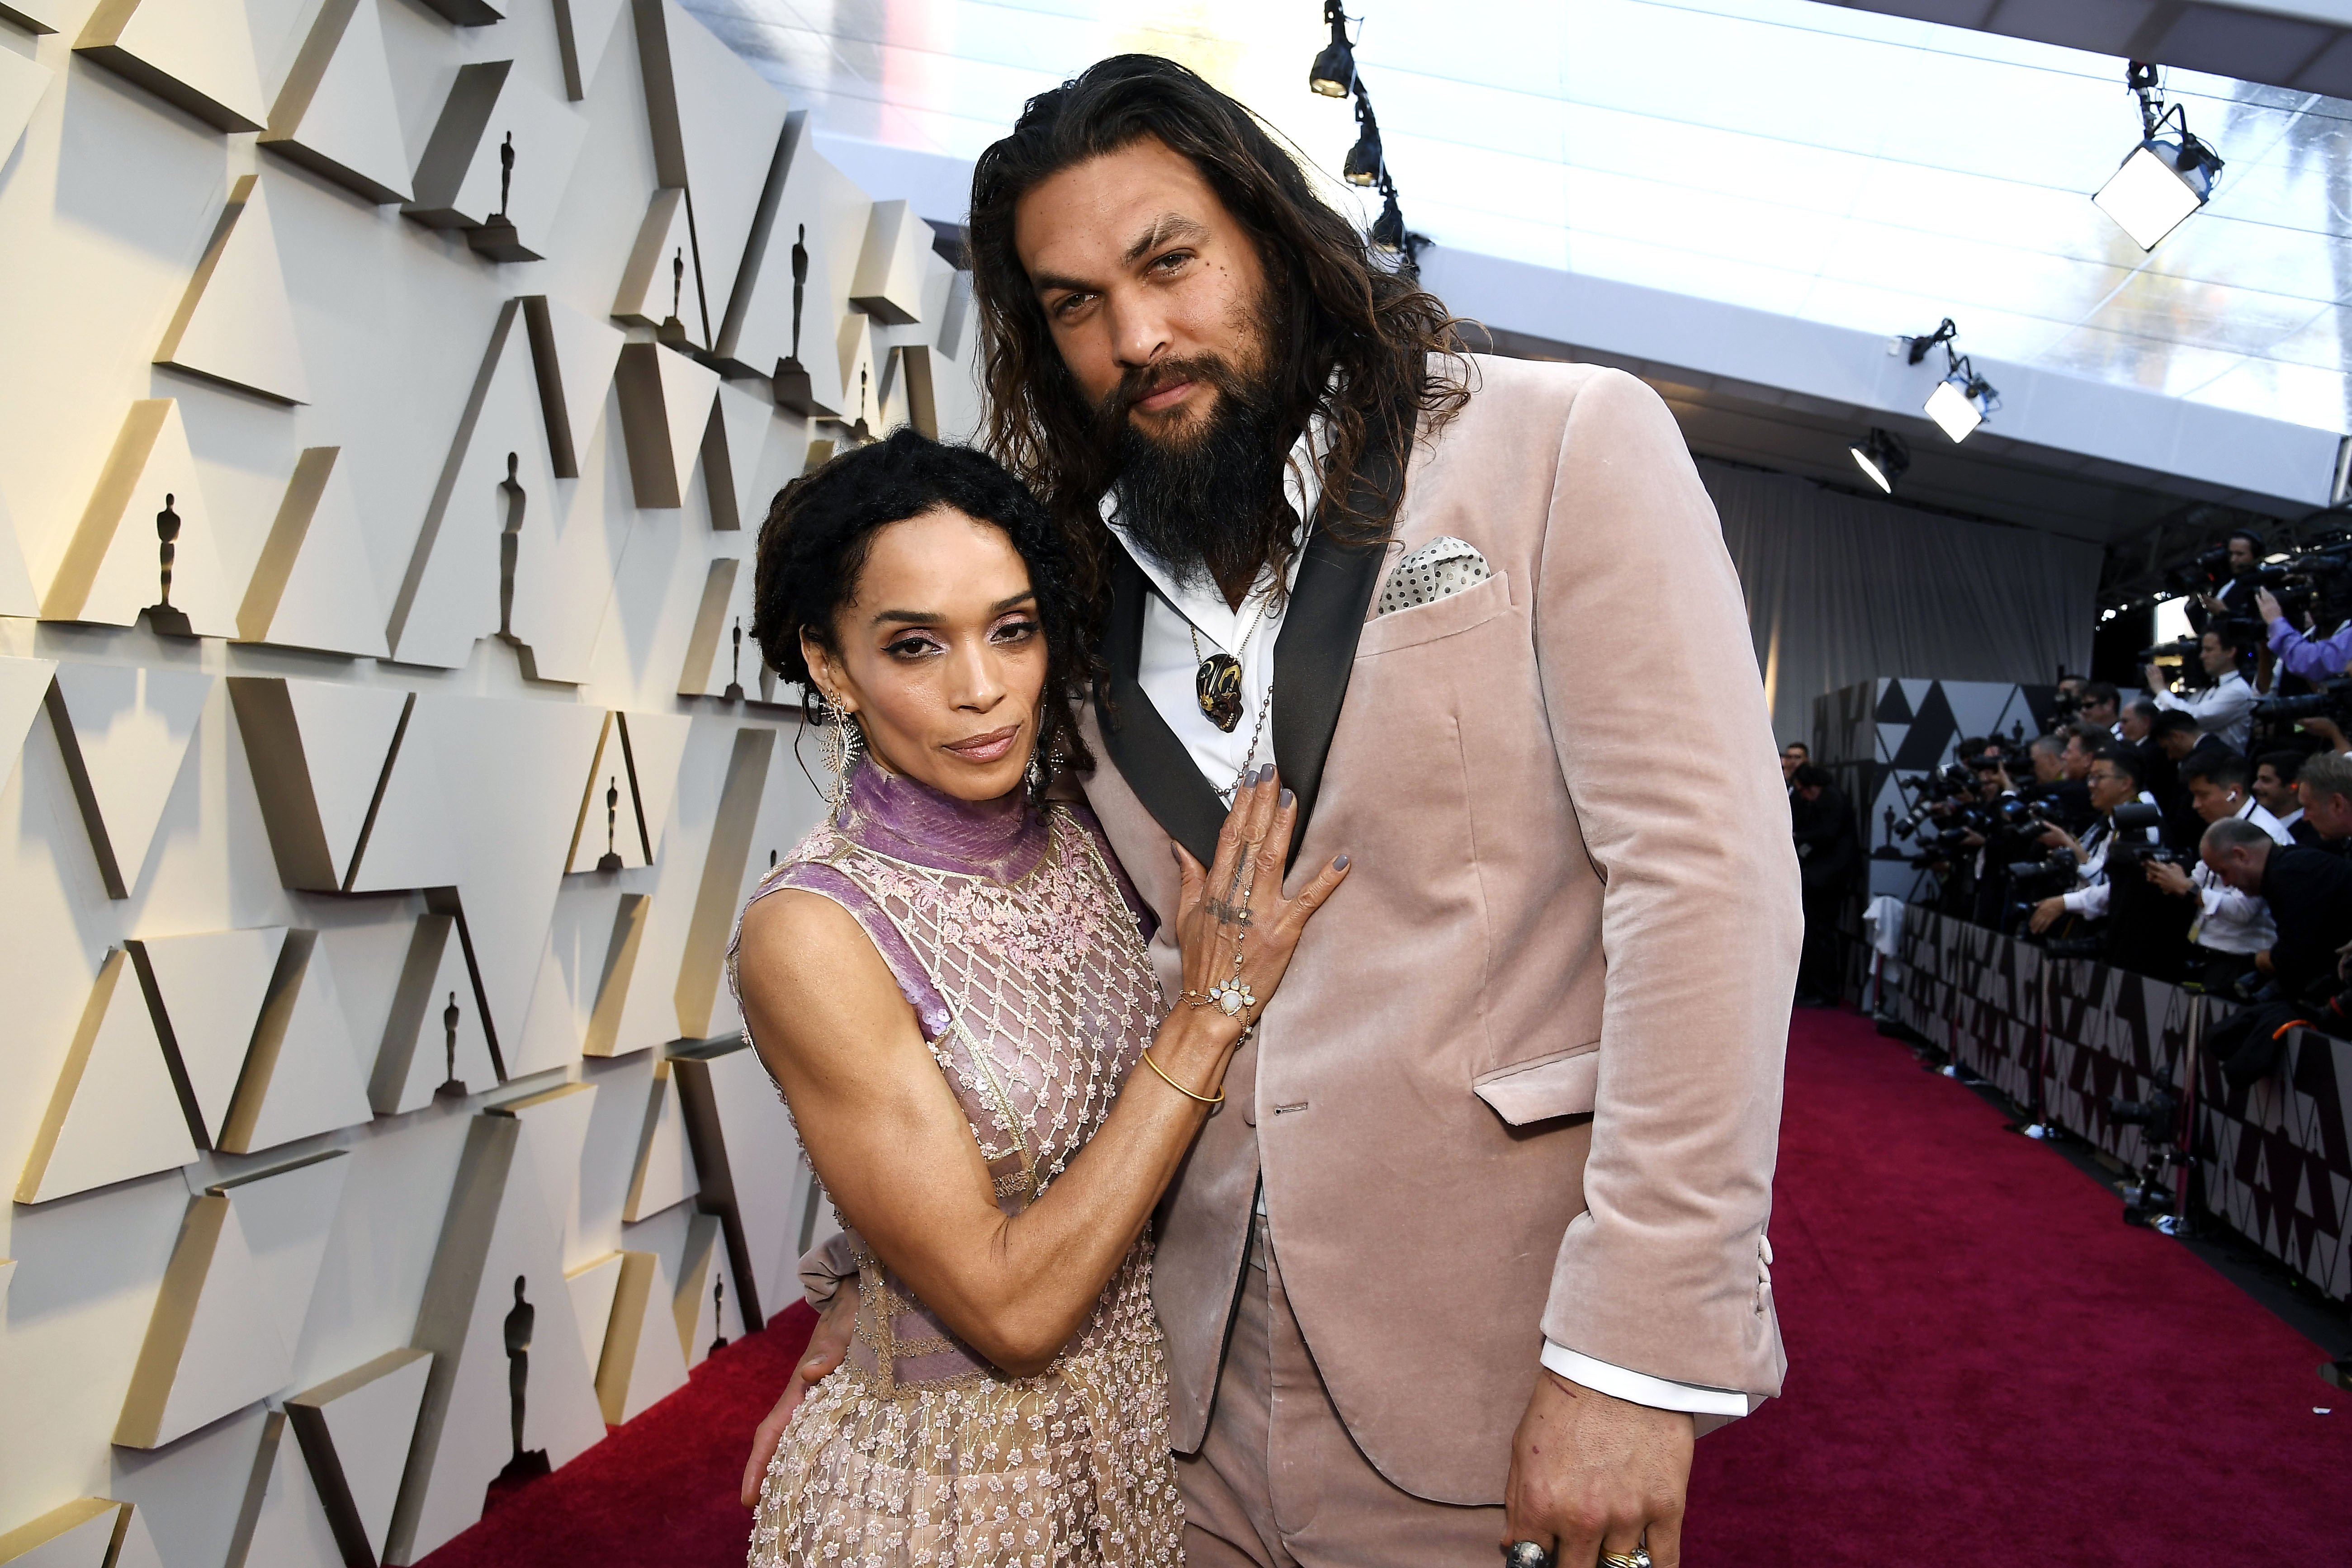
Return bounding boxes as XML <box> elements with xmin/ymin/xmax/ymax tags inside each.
<box><xmin>1375</xmin><ymin>535</ymin><xmax>1491</xmax><ymax>617</ymax></box>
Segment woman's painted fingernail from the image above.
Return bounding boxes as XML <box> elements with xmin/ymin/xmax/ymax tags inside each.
<box><xmin>1280</xmin><ymin>789</ymin><xmax>1294</xmax><ymax>808</ymax></box>
<box><xmin>1334</xmin><ymin>854</ymin><xmax>1350</xmax><ymax>869</ymax></box>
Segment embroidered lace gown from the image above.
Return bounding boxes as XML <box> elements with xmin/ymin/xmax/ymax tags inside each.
<box><xmin>732</xmin><ymin>762</ymin><xmax>1184</xmax><ymax>1568</ymax></box>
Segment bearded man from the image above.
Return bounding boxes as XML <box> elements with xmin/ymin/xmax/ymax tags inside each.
<box><xmin>752</xmin><ymin>57</ymin><xmax>1797</xmax><ymax>1568</ymax></box>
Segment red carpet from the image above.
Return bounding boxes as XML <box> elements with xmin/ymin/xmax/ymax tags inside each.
<box><xmin>421</xmin><ymin>1008</ymin><xmax>2348</xmax><ymax>1565</ymax></box>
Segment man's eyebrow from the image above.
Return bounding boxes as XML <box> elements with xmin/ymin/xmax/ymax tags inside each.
<box><xmin>870</xmin><ymin>589</ymin><xmax>1035</xmax><ymax>627</ymax></box>
<box><xmin>1123</xmin><ymin>212</ymin><xmax>1206</xmax><ymax>264</ymax></box>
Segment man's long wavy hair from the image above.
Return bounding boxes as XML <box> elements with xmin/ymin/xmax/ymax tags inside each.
<box><xmin>966</xmin><ymin>54</ymin><xmax>1469</xmax><ymax>615</ymax></box>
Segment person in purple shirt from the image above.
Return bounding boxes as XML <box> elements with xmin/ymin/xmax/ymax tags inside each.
<box><xmin>2258</xmin><ymin>585</ymin><xmax>2352</xmax><ymax>682</ymax></box>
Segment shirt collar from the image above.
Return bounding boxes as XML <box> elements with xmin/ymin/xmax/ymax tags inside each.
<box><xmin>1099</xmin><ymin>416</ymin><xmax>1329</xmax><ymax>645</ymax></box>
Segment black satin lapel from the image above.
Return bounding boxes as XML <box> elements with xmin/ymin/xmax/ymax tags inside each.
<box><xmin>1094</xmin><ymin>548</ymin><xmax>1229</xmax><ymax>869</ymax></box>
<box><xmin>1270</xmin><ymin>402</ymin><xmax>1413</xmax><ymax>870</ymax></box>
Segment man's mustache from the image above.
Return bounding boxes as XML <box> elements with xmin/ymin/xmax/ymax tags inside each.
<box><xmin>1091</xmin><ymin>355</ymin><xmax>1254</xmax><ymax>445</ymax></box>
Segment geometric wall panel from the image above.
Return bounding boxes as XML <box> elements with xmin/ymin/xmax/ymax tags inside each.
<box><xmin>612</xmin><ymin>186</ymin><xmax>700</xmax><ymax>340</ymax></box>
<box><xmin>674</xmin><ymin>726</ymin><xmax>771</xmax><ymax>1038</ymax></box>
<box><xmin>487</xmin><ymin>1080</ymin><xmax>598</xmax><ymax>1267</ymax></box>
<box><xmin>707</xmin><ymin>108</ymin><xmax>805</xmax><ymax>380</ymax></box>
<box><xmin>580</xmin><ymin>892</ymin><xmax>649</xmax><ymax>1058</ymax></box>
<box><xmin>210</xmin><ymin>1150</ymin><xmax>352</xmax><ymax>1362</ymax></box>
<box><xmin>215</xmin><ymin>930</ymin><xmax>373</xmax><ymax>1156</ymax></box>
<box><xmin>837</xmin><ymin>312</ymin><xmax>878</xmax><ymax>438</ymax></box>
<box><xmin>671</xmin><ymin>1209</ymin><xmax>740</xmax><ymax>1370</ymax></box>
<box><xmin>0</xmin><ymin>1498</ymin><xmax>123</xmax><ymax>1566</ymax></box>
<box><xmin>633</xmin><ymin>0</ymin><xmax>790</xmax><ymax>329</ymax></box>
<box><xmin>74</xmin><ymin>0</ymin><xmax>267</xmax><ymax>133</ymax></box>
<box><xmin>848</xmin><ymin>198</ymin><xmax>928</xmax><ymax>326</ymax></box>
<box><xmin>406</xmin><ymin>696</ymin><xmax>610</xmax><ymax>1055</ymax></box>
<box><xmin>227</xmin><ymin>676</ymin><xmax>407</xmax><ymax>892</ymax></box>
<box><xmin>261</xmin><ymin>0</ymin><xmax>412</xmax><ymax>205</ymax></box>
<box><xmin>614</xmin><ymin>341</ymin><xmax>718</xmax><ymax>509</ymax></box>
<box><xmin>114</xmin><ymin>1191</ymin><xmax>291</xmax><ymax>1449</ymax></box>
<box><xmin>589</xmin><ymin>1249</ymin><xmax>687</xmax><ymax>1426</ymax></box>
<box><xmin>372</xmin><ymin>913</ymin><xmax>497</xmax><ymax>1115</ymax></box>
<box><xmin>403</xmin><ymin>60</ymin><xmax>513</xmax><ymax>230</ymax></box>
<box><xmin>388</xmin><ymin>1113</ymin><xmax>602</xmax><ymax>1564</ymax></box>
<box><xmin>676</xmin><ymin>556</ymin><xmax>741</xmax><ymax>700</ymax></box>
<box><xmin>0</xmin><ymin>656</ymin><xmax>57</xmax><ymax>792</ymax></box>
<box><xmin>15</xmin><ymin>948</ymin><xmax>199</xmax><ymax>1204</ymax></box>
<box><xmin>618</xmin><ymin>712</ymin><xmax>691</xmax><ymax>864</ymax></box>
<box><xmin>0</xmin><ymin>0</ymin><xmax>59</xmax><ymax>30</ymax></box>
<box><xmin>285</xmin><ymin>1348</ymin><xmax>432</xmax><ymax>1567</ymax></box>
<box><xmin>388</xmin><ymin>300</ymin><xmax>554</xmax><ymax>670</ymax></box>
<box><xmin>620</xmin><ymin>1058</ymin><xmax>696</xmax><ymax>1222</ymax></box>
<box><xmin>340</xmin><ymin>699</ymin><xmax>461</xmax><ymax>895</ymax></box>
<box><xmin>232</xmin><ymin>1410</ymin><xmax>344</xmax><ymax>1568</ymax></box>
<box><xmin>126</xmin><ymin>925</ymin><xmax>289</xmax><ymax>1148</ymax></box>
<box><xmin>699</xmin><ymin>379</ymin><xmax>778</xmax><ymax>532</ymax></box>
<box><xmin>45</xmin><ymin>662</ymin><xmax>213</xmax><ymax>899</ymax></box>
<box><xmin>521</xmin><ymin>295</ymin><xmax>626</xmax><ymax>481</ymax></box>
<box><xmin>153</xmin><ymin>173</ymin><xmax>310</xmax><ymax>405</ymax></box>
<box><xmin>568</xmin><ymin>715</ymin><xmax>632</xmax><ymax>873</ymax></box>
<box><xmin>562</xmin><ymin>1251</ymin><xmax>623</xmax><ymax>1373</ymax></box>
<box><xmin>671</xmin><ymin>1033</ymin><xmax>806</xmax><ymax>1330</ymax></box>
<box><xmin>0</xmin><ymin>47</ymin><xmax>52</xmax><ymax>171</ymax></box>
<box><xmin>552</xmin><ymin>0</ymin><xmax>626</xmax><ymax>101</ymax></box>
<box><xmin>237</xmin><ymin>448</ymin><xmax>392</xmax><ymax>657</ymax></box>
<box><xmin>43</xmin><ymin>400</ymin><xmax>236</xmax><ymax>636</ymax></box>
<box><xmin>0</xmin><ymin>484</ymin><xmax>35</xmax><ymax>619</ymax></box>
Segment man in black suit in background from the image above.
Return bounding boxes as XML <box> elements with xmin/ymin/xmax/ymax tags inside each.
<box><xmin>1791</xmin><ymin>763</ymin><xmax>1860</xmax><ymax>1006</ymax></box>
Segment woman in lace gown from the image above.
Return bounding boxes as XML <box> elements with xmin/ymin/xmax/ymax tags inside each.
<box><xmin>729</xmin><ymin>431</ymin><xmax>1349</xmax><ymax>1567</ymax></box>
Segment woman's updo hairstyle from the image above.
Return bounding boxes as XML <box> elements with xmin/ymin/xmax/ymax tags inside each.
<box><xmin>750</xmin><ymin>426</ymin><xmax>1096</xmax><ymax>792</ymax></box>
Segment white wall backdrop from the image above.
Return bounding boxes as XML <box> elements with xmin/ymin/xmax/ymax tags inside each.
<box><xmin>0</xmin><ymin>0</ymin><xmax>970</xmax><ymax>1562</ymax></box>
<box><xmin>1703</xmin><ymin>460</ymin><xmax>2102</xmax><ymax>746</ymax></box>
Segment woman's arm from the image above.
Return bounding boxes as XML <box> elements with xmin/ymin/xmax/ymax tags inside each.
<box><xmin>735</xmin><ymin>769</ymin><xmax>1344</xmax><ymax>1378</ymax></box>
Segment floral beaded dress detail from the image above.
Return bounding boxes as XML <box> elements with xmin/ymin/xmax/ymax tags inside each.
<box><xmin>729</xmin><ymin>762</ymin><xmax>1182</xmax><ymax>1568</ymax></box>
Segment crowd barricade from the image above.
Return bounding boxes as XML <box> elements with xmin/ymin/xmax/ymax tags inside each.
<box><xmin>2196</xmin><ymin>1026</ymin><xmax>2352</xmax><ymax>1302</ymax></box>
<box><xmin>1884</xmin><ymin>906</ymin><xmax>2349</xmax><ymax>1304</ymax></box>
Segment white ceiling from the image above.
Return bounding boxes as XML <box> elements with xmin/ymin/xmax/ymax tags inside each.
<box><xmin>683</xmin><ymin>0</ymin><xmax>2352</xmax><ymax>456</ymax></box>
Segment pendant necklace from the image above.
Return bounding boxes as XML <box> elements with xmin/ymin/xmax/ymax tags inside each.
<box><xmin>1190</xmin><ymin>588</ymin><xmax>1272</xmax><ymax>734</ymax></box>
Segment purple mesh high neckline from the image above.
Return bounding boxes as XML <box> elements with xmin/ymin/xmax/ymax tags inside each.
<box><xmin>834</xmin><ymin>760</ymin><xmax>1048</xmax><ymax>883</ymax></box>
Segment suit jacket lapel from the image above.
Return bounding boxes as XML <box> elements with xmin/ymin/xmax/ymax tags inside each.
<box><xmin>1270</xmin><ymin>391</ymin><xmax>1415</xmax><ymax>869</ymax></box>
<box><xmin>1093</xmin><ymin>546</ymin><xmax>1230</xmax><ymax>869</ymax></box>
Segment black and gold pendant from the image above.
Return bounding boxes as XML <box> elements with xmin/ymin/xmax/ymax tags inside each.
<box><xmin>1196</xmin><ymin>653</ymin><xmax>1245</xmax><ymax>732</ymax></box>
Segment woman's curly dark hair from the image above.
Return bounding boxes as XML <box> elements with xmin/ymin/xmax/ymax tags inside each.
<box><xmin>750</xmin><ymin>427</ymin><xmax>1096</xmax><ymax>801</ymax></box>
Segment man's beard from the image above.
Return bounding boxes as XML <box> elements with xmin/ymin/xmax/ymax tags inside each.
<box><xmin>1098</xmin><ymin>316</ymin><xmax>1293</xmax><ymax>593</ymax></box>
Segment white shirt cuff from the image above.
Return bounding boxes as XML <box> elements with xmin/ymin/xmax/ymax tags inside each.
<box><xmin>1539</xmin><ymin>1341</ymin><xmax>1756</xmax><ymax>1417</ymax></box>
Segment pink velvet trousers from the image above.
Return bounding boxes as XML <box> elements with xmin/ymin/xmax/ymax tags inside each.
<box><xmin>1177</xmin><ymin>1216</ymin><xmax>1506</xmax><ymax>1567</ymax></box>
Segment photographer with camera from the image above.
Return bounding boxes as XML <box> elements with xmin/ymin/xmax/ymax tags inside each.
<box><xmin>2200</xmin><ymin>815</ymin><xmax>2352</xmax><ymax>1083</ymax></box>
<box><xmin>2257</xmin><ymin>581</ymin><xmax>2352</xmax><ymax>683</ymax></box>
<box><xmin>2142</xmin><ymin>754</ymin><xmax>2292</xmax><ymax>992</ymax></box>
<box><xmin>2026</xmin><ymin>749</ymin><xmax>2163</xmax><ymax>934</ymax></box>
<box><xmin>2182</xmin><ymin>529</ymin><xmax>2267</xmax><ymax>636</ymax></box>
<box><xmin>2145</xmin><ymin>626</ymin><xmax>2257</xmax><ymax>752</ymax></box>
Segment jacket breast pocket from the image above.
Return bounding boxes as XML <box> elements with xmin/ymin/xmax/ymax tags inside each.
<box><xmin>1356</xmin><ymin>570</ymin><xmax>1511</xmax><ymax>656</ymax></box>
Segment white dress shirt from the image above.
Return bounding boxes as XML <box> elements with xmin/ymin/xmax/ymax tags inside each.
<box><xmin>1105</xmin><ymin>430</ymin><xmax>1747</xmax><ymax>1418</ymax></box>
<box><xmin>2152</xmin><ymin>670</ymin><xmax>2256</xmax><ymax>751</ymax></box>
<box><xmin>2059</xmin><ymin>793</ymin><xmax>2163</xmax><ymax>919</ymax></box>
<box><xmin>2189</xmin><ymin>797</ymin><xmax>2292</xmax><ymax>954</ymax></box>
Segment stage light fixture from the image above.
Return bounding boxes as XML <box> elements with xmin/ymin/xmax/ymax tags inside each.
<box><xmin>1371</xmin><ymin>185</ymin><xmax>1405</xmax><ymax>251</ymax></box>
<box><xmin>2092</xmin><ymin>62</ymin><xmax>2224</xmax><ymax>251</ymax></box>
<box><xmin>1848</xmin><ymin>427</ymin><xmax>1909</xmax><ymax>494</ymax></box>
<box><xmin>1344</xmin><ymin>103</ymin><xmax>1383</xmax><ymax>186</ymax></box>
<box><xmin>1902</xmin><ymin>317</ymin><xmax>1999</xmax><ymax>444</ymax></box>
<box><xmin>1309</xmin><ymin>1</ymin><xmax>1355</xmax><ymax>96</ymax></box>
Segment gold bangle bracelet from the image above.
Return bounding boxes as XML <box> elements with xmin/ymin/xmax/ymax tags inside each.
<box><xmin>1139</xmin><ymin>1044</ymin><xmax>1223</xmax><ymax>1105</ymax></box>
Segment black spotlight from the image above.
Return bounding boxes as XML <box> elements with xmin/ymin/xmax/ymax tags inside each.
<box><xmin>1848</xmin><ymin>427</ymin><xmax>1910</xmax><ymax>494</ymax></box>
<box><xmin>1308</xmin><ymin>0</ymin><xmax>1355</xmax><ymax>97</ymax></box>
<box><xmin>1344</xmin><ymin>103</ymin><xmax>1382</xmax><ymax>186</ymax></box>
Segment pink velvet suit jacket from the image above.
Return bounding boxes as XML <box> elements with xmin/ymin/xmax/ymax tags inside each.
<box><xmin>1074</xmin><ymin>355</ymin><xmax>1800</xmax><ymax>1505</ymax></box>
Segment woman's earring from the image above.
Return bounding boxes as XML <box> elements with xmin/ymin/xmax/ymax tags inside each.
<box><xmin>816</xmin><ymin>691</ymin><xmax>862</xmax><ymax>813</ymax></box>
<box><xmin>1026</xmin><ymin>706</ymin><xmax>1052</xmax><ymax>803</ymax></box>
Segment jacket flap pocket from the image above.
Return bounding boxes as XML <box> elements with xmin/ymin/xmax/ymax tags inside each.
<box><xmin>1472</xmin><ymin>1046</ymin><xmax>1599</xmax><ymax>1127</ymax></box>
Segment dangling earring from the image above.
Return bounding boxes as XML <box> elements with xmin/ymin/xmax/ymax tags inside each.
<box><xmin>815</xmin><ymin>690</ymin><xmax>862</xmax><ymax>815</ymax></box>
<box><xmin>1025</xmin><ymin>703</ymin><xmax>1052</xmax><ymax>806</ymax></box>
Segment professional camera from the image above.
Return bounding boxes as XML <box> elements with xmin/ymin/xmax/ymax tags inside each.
<box><xmin>2103</xmin><ymin>801</ymin><xmax>2190</xmax><ymax>874</ymax></box>
<box><xmin>2135</xmin><ymin>634</ymin><xmax>2202</xmax><ymax>665</ymax></box>
<box><xmin>2107</xmin><ymin>1085</ymin><xmax>2184</xmax><ymax>1229</ymax></box>
<box><xmin>2004</xmin><ymin>850</ymin><xmax>2078</xmax><ymax>902</ymax></box>
<box><xmin>2106</xmin><ymin>1086</ymin><xmax>2179</xmax><ymax>1132</ymax></box>
<box><xmin>2167</xmin><ymin>545</ymin><xmax>2234</xmax><ymax>597</ymax></box>
<box><xmin>2262</xmin><ymin>539</ymin><xmax>2352</xmax><ymax>628</ymax></box>
<box><xmin>2253</xmin><ymin>675</ymin><xmax>2352</xmax><ymax>722</ymax></box>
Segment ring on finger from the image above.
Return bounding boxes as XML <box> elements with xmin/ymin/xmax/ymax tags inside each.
<box><xmin>1601</xmin><ymin>1552</ymin><xmax>1650</xmax><ymax>1568</ymax></box>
